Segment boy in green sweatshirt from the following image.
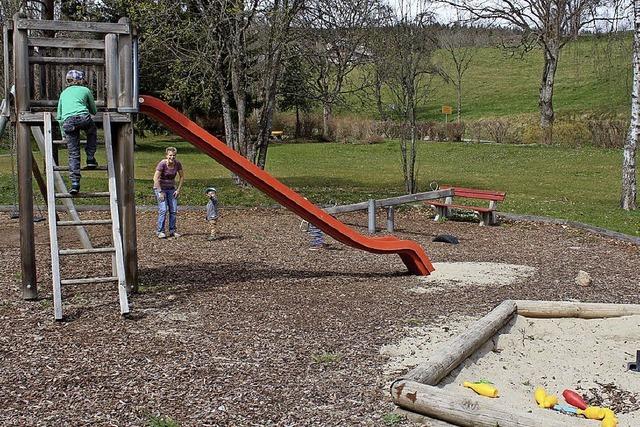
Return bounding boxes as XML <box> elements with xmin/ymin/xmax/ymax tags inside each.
<box><xmin>57</xmin><ymin>69</ymin><xmax>98</xmax><ymax>194</ymax></box>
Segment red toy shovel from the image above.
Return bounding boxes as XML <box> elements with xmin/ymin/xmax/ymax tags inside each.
<box><xmin>563</xmin><ymin>389</ymin><xmax>588</xmax><ymax>410</ymax></box>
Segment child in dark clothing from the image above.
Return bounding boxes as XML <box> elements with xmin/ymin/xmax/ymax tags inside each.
<box><xmin>205</xmin><ymin>187</ymin><xmax>219</xmax><ymax>240</ymax></box>
<box><xmin>56</xmin><ymin>69</ymin><xmax>98</xmax><ymax>195</ymax></box>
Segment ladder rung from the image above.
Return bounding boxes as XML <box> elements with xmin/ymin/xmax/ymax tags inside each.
<box><xmin>54</xmin><ymin>166</ymin><xmax>108</xmax><ymax>171</ymax></box>
<box><xmin>57</xmin><ymin>219</ymin><xmax>112</xmax><ymax>226</ymax></box>
<box><xmin>55</xmin><ymin>191</ymin><xmax>110</xmax><ymax>198</ymax></box>
<box><xmin>61</xmin><ymin>276</ymin><xmax>119</xmax><ymax>285</ymax></box>
<box><xmin>59</xmin><ymin>247</ymin><xmax>115</xmax><ymax>255</ymax></box>
<box><xmin>53</xmin><ymin>139</ymin><xmax>87</xmax><ymax>145</ymax></box>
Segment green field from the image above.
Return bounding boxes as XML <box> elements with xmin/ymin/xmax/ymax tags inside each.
<box><xmin>338</xmin><ymin>35</ymin><xmax>632</xmax><ymax>121</ymax></box>
<box><xmin>1</xmin><ymin>135</ymin><xmax>637</xmax><ymax>236</ymax></box>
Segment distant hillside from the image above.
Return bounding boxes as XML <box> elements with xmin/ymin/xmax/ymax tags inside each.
<box><xmin>337</xmin><ymin>33</ymin><xmax>633</xmax><ymax>121</ymax></box>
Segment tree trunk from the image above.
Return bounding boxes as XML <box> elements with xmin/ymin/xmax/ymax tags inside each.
<box><xmin>401</xmin><ymin>82</ymin><xmax>417</xmax><ymax>194</ymax></box>
<box><xmin>375</xmin><ymin>72</ymin><xmax>387</xmax><ymax>120</ymax></box>
<box><xmin>539</xmin><ymin>43</ymin><xmax>560</xmax><ymax>144</ymax></box>
<box><xmin>218</xmin><ymin>77</ymin><xmax>237</xmax><ymax>152</ymax></box>
<box><xmin>621</xmin><ymin>0</ymin><xmax>639</xmax><ymax>211</ymax></box>
<box><xmin>322</xmin><ymin>101</ymin><xmax>333</xmax><ymax>140</ymax></box>
<box><xmin>295</xmin><ymin>106</ymin><xmax>300</xmax><ymax>139</ymax></box>
<box><xmin>456</xmin><ymin>80</ymin><xmax>462</xmax><ymax>123</ymax></box>
<box><xmin>256</xmin><ymin>44</ymin><xmax>284</xmax><ymax>169</ymax></box>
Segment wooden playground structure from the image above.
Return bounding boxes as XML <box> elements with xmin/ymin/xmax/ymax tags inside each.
<box><xmin>3</xmin><ymin>14</ymin><xmax>139</xmax><ymax>318</ymax></box>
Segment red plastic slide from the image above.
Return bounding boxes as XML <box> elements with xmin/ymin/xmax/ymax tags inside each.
<box><xmin>139</xmin><ymin>95</ymin><xmax>435</xmax><ymax>275</ymax></box>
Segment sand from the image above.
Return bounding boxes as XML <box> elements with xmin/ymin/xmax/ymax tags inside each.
<box><xmin>382</xmin><ymin>262</ymin><xmax>640</xmax><ymax>427</ymax></box>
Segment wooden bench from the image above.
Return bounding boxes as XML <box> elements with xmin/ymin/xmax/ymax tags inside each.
<box><xmin>270</xmin><ymin>130</ymin><xmax>284</xmax><ymax>140</ymax></box>
<box><xmin>428</xmin><ymin>187</ymin><xmax>506</xmax><ymax>226</ymax></box>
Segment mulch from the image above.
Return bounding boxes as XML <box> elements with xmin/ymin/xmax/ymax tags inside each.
<box><xmin>0</xmin><ymin>207</ymin><xmax>638</xmax><ymax>426</ymax></box>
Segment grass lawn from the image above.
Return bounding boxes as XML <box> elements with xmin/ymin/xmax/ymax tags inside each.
<box><xmin>338</xmin><ymin>34</ymin><xmax>632</xmax><ymax>121</ymax></box>
<box><xmin>0</xmin><ymin>135</ymin><xmax>637</xmax><ymax>236</ymax></box>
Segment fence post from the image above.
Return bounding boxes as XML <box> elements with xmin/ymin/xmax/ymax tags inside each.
<box><xmin>368</xmin><ymin>199</ymin><xmax>376</xmax><ymax>234</ymax></box>
<box><xmin>387</xmin><ymin>206</ymin><xmax>394</xmax><ymax>232</ymax></box>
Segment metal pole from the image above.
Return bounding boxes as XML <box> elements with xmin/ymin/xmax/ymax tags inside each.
<box><xmin>13</xmin><ymin>14</ymin><xmax>37</xmax><ymax>299</ymax></box>
<box><xmin>386</xmin><ymin>206</ymin><xmax>394</xmax><ymax>232</ymax></box>
<box><xmin>368</xmin><ymin>199</ymin><xmax>376</xmax><ymax>234</ymax></box>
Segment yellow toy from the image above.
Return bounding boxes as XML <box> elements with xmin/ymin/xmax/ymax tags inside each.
<box><xmin>577</xmin><ymin>406</ymin><xmax>606</xmax><ymax>420</ymax></box>
<box><xmin>601</xmin><ymin>408</ymin><xmax>617</xmax><ymax>427</ymax></box>
<box><xmin>534</xmin><ymin>387</ymin><xmax>557</xmax><ymax>408</ymax></box>
<box><xmin>463</xmin><ymin>381</ymin><xmax>499</xmax><ymax>398</ymax></box>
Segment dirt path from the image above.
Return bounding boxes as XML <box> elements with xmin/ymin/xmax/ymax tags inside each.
<box><xmin>0</xmin><ymin>207</ymin><xmax>638</xmax><ymax>426</ymax></box>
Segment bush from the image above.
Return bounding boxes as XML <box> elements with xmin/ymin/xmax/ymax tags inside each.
<box><xmin>553</xmin><ymin>121</ymin><xmax>591</xmax><ymax>147</ymax></box>
<box><xmin>334</xmin><ymin>117</ymin><xmax>386</xmax><ymax>144</ymax></box>
<box><xmin>445</xmin><ymin>122</ymin><xmax>465</xmax><ymax>142</ymax></box>
<box><xmin>586</xmin><ymin>117</ymin><xmax>628</xmax><ymax>148</ymax></box>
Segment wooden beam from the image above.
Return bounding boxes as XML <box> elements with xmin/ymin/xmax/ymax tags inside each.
<box><xmin>104</xmin><ymin>34</ymin><xmax>119</xmax><ymax>109</ymax></box>
<box><xmin>28</xmin><ymin>37</ymin><xmax>105</xmax><ymax>49</ymax></box>
<box><xmin>30</xmin><ymin>99</ymin><xmax>106</xmax><ymax>108</ymax></box>
<box><xmin>394</xmin><ymin>408</ymin><xmax>458</xmax><ymax>426</ymax></box>
<box><xmin>404</xmin><ymin>300</ymin><xmax>517</xmax><ymax>385</ymax></box>
<box><xmin>324</xmin><ymin>189</ymin><xmax>453</xmax><ymax>214</ymax></box>
<box><xmin>391</xmin><ymin>380</ymin><xmax>590</xmax><ymax>427</ymax></box>
<box><xmin>16</xmin><ymin>19</ymin><xmax>130</xmax><ymax>34</ymax></box>
<box><xmin>13</xmin><ymin>14</ymin><xmax>37</xmax><ymax>299</ymax></box>
<box><xmin>28</xmin><ymin>56</ymin><xmax>104</xmax><ymax>65</ymax></box>
<box><xmin>19</xmin><ymin>111</ymin><xmax>130</xmax><ymax>123</ymax></box>
<box><xmin>115</xmin><ymin>121</ymin><xmax>139</xmax><ymax>293</ymax></box>
<box><xmin>3</xmin><ymin>24</ymin><xmax>11</xmax><ymax>101</ymax></box>
<box><xmin>515</xmin><ymin>300</ymin><xmax>640</xmax><ymax>318</ymax></box>
<box><xmin>117</xmin><ymin>18</ymin><xmax>133</xmax><ymax>112</ymax></box>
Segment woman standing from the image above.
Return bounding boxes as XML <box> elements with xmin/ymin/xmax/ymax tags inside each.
<box><xmin>153</xmin><ymin>147</ymin><xmax>185</xmax><ymax>238</ymax></box>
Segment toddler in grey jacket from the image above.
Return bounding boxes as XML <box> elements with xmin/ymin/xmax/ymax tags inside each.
<box><xmin>205</xmin><ymin>187</ymin><xmax>219</xmax><ymax>240</ymax></box>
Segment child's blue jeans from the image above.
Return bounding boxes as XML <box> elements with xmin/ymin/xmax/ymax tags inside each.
<box><xmin>62</xmin><ymin>113</ymin><xmax>97</xmax><ymax>183</ymax></box>
<box><xmin>155</xmin><ymin>188</ymin><xmax>178</xmax><ymax>234</ymax></box>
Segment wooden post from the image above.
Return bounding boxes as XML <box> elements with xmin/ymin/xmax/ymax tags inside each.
<box><xmin>104</xmin><ymin>34</ymin><xmax>118</xmax><ymax>110</ymax></box>
<box><xmin>115</xmin><ymin>20</ymin><xmax>138</xmax><ymax>292</ymax></box>
<box><xmin>368</xmin><ymin>199</ymin><xmax>376</xmax><ymax>234</ymax></box>
<box><xmin>13</xmin><ymin>15</ymin><xmax>37</xmax><ymax>299</ymax></box>
<box><xmin>31</xmin><ymin>156</ymin><xmax>48</xmax><ymax>204</ymax></box>
<box><xmin>386</xmin><ymin>206</ymin><xmax>394</xmax><ymax>232</ymax></box>
<box><xmin>515</xmin><ymin>300</ymin><xmax>640</xmax><ymax>318</ymax></box>
<box><xmin>391</xmin><ymin>380</ymin><xmax>574</xmax><ymax>427</ymax></box>
<box><xmin>116</xmin><ymin>123</ymin><xmax>138</xmax><ymax>292</ymax></box>
<box><xmin>404</xmin><ymin>300</ymin><xmax>517</xmax><ymax>385</ymax></box>
<box><xmin>117</xmin><ymin>18</ymin><xmax>133</xmax><ymax>112</ymax></box>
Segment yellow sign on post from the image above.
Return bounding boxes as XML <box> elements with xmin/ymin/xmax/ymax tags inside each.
<box><xmin>442</xmin><ymin>105</ymin><xmax>452</xmax><ymax>123</ymax></box>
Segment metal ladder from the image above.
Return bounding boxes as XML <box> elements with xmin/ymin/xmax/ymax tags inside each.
<box><xmin>42</xmin><ymin>112</ymin><xmax>129</xmax><ymax>320</ymax></box>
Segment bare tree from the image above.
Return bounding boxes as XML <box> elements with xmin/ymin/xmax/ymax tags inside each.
<box><xmin>621</xmin><ymin>0</ymin><xmax>638</xmax><ymax>210</ymax></box>
<box><xmin>436</xmin><ymin>23</ymin><xmax>481</xmax><ymax>122</ymax></box>
<box><xmin>121</xmin><ymin>0</ymin><xmax>301</xmax><ymax>176</ymax></box>
<box><xmin>386</xmin><ymin>0</ymin><xmax>438</xmax><ymax>193</ymax></box>
<box><xmin>444</xmin><ymin>0</ymin><xmax>615</xmax><ymax>143</ymax></box>
<box><xmin>253</xmin><ymin>0</ymin><xmax>304</xmax><ymax>168</ymax></box>
<box><xmin>294</xmin><ymin>0</ymin><xmax>384</xmax><ymax>140</ymax></box>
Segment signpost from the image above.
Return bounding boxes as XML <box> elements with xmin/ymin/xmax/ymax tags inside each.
<box><xmin>442</xmin><ymin>105</ymin><xmax>452</xmax><ymax>123</ymax></box>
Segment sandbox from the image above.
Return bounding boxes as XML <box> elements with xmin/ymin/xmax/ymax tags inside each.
<box><xmin>389</xmin><ymin>300</ymin><xmax>640</xmax><ymax>427</ymax></box>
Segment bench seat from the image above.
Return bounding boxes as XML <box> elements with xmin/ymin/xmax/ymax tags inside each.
<box><xmin>428</xmin><ymin>186</ymin><xmax>506</xmax><ymax>226</ymax></box>
<box><xmin>430</xmin><ymin>201</ymin><xmax>495</xmax><ymax>213</ymax></box>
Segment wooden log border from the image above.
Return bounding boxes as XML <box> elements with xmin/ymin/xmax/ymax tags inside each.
<box><xmin>391</xmin><ymin>299</ymin><xmax>640</xmax><ymax>426</ymax></box>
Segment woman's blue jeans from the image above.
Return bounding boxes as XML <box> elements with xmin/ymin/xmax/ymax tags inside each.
<box><xmin>155</xmin><ymin>188</ymin><xmax>178</xmax><ymax>234</ymax></box>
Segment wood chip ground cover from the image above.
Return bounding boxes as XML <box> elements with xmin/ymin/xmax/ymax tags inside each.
<box><xmin>0</xmin><ymin>208</ymin><xmax>638</xmax><ymax>426</ymax></box>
